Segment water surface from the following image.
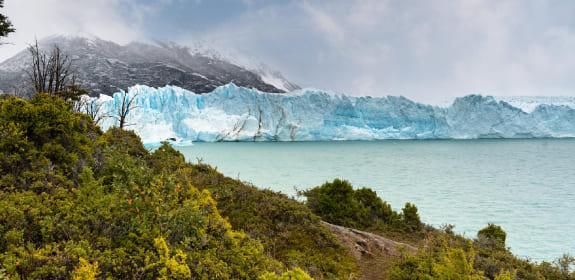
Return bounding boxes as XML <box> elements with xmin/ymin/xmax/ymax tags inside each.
<box><xmin>176</xmin><ymin>139</ymin><xmax>575</xmax><ymax>262</ymax></box>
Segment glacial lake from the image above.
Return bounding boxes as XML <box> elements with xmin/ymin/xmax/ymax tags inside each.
<box><xmin>175</xmin><ymin>139</ymin><xmax>575</xmax><ymax>262</ymax></box>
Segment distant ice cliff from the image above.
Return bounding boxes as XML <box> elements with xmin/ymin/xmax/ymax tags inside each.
<box><xmin>92</xmin><ymin>84</ymin><xmax>575</xmax><ymax>144</ymax></box>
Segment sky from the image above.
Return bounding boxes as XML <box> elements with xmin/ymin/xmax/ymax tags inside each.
<box><xmin>1</xmin><ymin>0</ymin><xmax>575</xmax><ymax>103</ymax></box>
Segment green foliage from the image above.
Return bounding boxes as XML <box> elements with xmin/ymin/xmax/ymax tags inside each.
<box><xmin>432</xmin><ymin>248</ymin><xmax>483</xmax><ymax>279</ymax></box>
<box><xmin>149</xmin><ymin>237</ymin><xmax>191</xmax><ymax>280</ymax></box>
<box><xmin>389</xmin><ymin>223</ymin><xmax>575</xmax><ymax>280</ymax></box>
<box><xmin>300</xmin><ymin>179</ymin><xmax>421</xmax><ymax>233</ymax></box>
<box><xmin>0</xmin><ymin>137</ymin><xmax>272</xmax><ymax>279</ymax></box>
<box><xmin>300</xmin><ymin>179</ymin><xmax>362</xmax><ymax>227</ymax></box>
<box><xmin>0</xmin><ymin>94</ymin><xmax>94</xmax><ymax>192</ymax></box>
<box><xmin>493</xmin><ymin>269</ymin><xmax>515</xmax><ymax>280</ymax></box>
<box><xmin>354</xmin><ymin>187</ymin><xmax>397</xmax><ymax>224</ymax></box>
<box><xmin>72</xmin><ymin>258</ymin><xmax>99</xmax><ymax>280</ymax></box>
<box><xmin>58</xmin><ymin>84</ymin><xmax>88</xmax><ymax>103</ymax></box>
<box><xmin>554</xmin><ymin>253</ymin><xmax>575</xmax><ymax>279</ymax></box>
<box><xmin>259</xmin><ymin>268</ymin><xmax>314</xmax><ymax>280</ymax></box>
<box><xmin>0</xmin><ymin>0</ymin><xmax>15</xmax><ymax>39</ymax></box>
<box><xmin>97</xmin><ymin>127</ymin><xmax>148</xmax><ymax>159</ymax></box>
<box><xmin>389</xmin><ymin>232</ymin><xmax>477</xmax><ymax>280</ymax></box>
<box><xmin>148</xmin><ymin>141</ymin><xmax>187</xmax><ymax>173</ymax></box>
<box><xmin>401</xmin><ymin>202</ymin><xmax>422</xmax><ymax>231</ymax></box>
<box><xmin>478</xmin><ymin>223</ymin><xmax>507</xmax><ymax>247</ymax></box>
<box><xmin>177</xmin><ymin>167</ymin><xmax>356</xmax><ymax>279</ymax></box>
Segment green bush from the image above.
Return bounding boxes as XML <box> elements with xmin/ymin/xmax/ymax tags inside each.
<box><xmin>148</xmin><ymin>141</ymin><xmax>187</xmax><ymax>173</ymax></box>
<box><xmin>0</xmin><ymin>94</ymin><xmax>94</xmax><ymax>192</ymax></box>
<box><xmin>300</xmin><ymin>179</ymin><xmax>362</xmax><ymax>227</ymax></box>
<box><xmin>401</xmin><ymin>202</ymin><xmax>422</xmax><ymax>231</ymax></box>
<box><xmin>477</xmin><ymin>223</ymin><xmax>506</xmax><ymax>247</ymax></box>
<box><xmin>300</xmin><ymin>179</ymin><xmax>420</xmax><ymax>233</ymax></box>
<box><xmin>354</xmin><ymin>187</ymin><xmax>397</xmax><ymax>225</ymax></box>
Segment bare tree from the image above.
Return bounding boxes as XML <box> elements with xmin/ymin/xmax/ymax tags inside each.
<box><xmin>76</xmin><ymin>96</ymin><xmax>107</xmax><ymax>126</ymax></box>
<box><xmin>27</xmin><ymin>40</ymin><xmax>75</xmax><ymax>96</ymax></box>
<box><xmin>27</xmin><ymin>40</ymin><xmax>88</xmax><ymax>103</ymax></box>
<box><xmin>112</xmin><ymin>90</ymin><xmax>139</xmax><ymax>129</ymax></box>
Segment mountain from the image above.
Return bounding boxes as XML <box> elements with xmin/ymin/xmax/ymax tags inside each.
<box><xmin>0</xmin><ymin>35</ymin><xmax>299</xmax><ymax>96</ymax></box>
<box><xmin>92</xmin><ymin>84</ymin><xmax>575</xmax><ymax>144</ymax></box>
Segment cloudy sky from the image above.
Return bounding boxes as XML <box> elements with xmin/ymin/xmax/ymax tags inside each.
<box><xmin>1</xmin><ymin>0</ymin><xmax>575</xmax><ymax>103</ymax></box>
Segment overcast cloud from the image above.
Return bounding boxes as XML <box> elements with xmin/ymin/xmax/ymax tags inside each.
<box><xmin>1</xmin><ymin>0</ymin><xmax>575</xmax><ymax>103</ymax></box>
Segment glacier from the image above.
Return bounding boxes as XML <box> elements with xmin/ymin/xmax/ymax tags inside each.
<box><xmin>91</xmin><ymin>83</ymin><xmax>575</xmax><ymax>144</ymax></box>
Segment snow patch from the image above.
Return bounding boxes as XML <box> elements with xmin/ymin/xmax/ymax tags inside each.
<box><xmin>260</xmin><ymin>72</ymin><xmax>290</xmax><ymax>92</ymax></box>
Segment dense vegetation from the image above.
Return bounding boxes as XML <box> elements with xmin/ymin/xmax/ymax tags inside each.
<box><xmin>387</xmin><ymin>222</ymin><xmax>575</xmax><ymax>280</ymax></box>
<box><xmin>0</xmin><ymin>93</ymin><xmax>355</xmax><ymax>279</ymax></box>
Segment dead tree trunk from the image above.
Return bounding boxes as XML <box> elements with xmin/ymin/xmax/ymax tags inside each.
<box><xmin>28</xmin><ymin>40</ymin><xmax>72</xmax><ymax>96</ymax></box>
<box><xmin>113</xmin><ymin>90</ymin><xmax>139</xmax><ymax>129</ymax></box>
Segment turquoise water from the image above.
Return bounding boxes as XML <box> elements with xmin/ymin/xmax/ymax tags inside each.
<box><xmin>176</xmin><ymin>139</ymin><xmax>575</xmax><ymax>262</ymax></box>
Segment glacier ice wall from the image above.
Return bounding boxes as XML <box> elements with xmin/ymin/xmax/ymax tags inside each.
<box><xmin>92</xmin><ymin>84</ymin><xmax>575</xmax><ymax>144</ymax></box>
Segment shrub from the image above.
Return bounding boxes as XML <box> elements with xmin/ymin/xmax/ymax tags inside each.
<box><xmin>0</xmin><ymin>94</ymin><xmax>94</xmax><ymax>192</ymax></box>
<box><xmin>477</xmin><ymin>223</ymin><xmax>506</xmax><ymax>247</ymax></box>
<box><xmin>401</xmin><ymin>202</ymin><xmax>422</xmax><ymax>231</ymax></box>
<box><xmin>300</xmin><ymin>179</ymin><xmax>420</xmax><ymax>233</ymax></box>
<box><xmin>148</xmin><ymin>141</ymin><xmax>186</xmax><ymax>173</ymax></box>
<box><xmin>301</xmin><ymin>179</ymin><xmax>362</xmax><ymax>227</ymax></box>
<box><xmin>259</xmin><ymin>268</ymin><xmax>313</xmax><ymax>280</ymax></box>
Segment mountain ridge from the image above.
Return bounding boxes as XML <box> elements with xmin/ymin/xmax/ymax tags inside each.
<box><xmin>0</xmin><ymin>34</ymin><xmax>299</xmax><ymax>96</ymax></box>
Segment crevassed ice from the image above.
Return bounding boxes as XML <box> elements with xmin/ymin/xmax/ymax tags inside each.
<box><xmin>92</xmin><ymin>83</ymin><xmax>575</xmax><ymax>144</ymax></box>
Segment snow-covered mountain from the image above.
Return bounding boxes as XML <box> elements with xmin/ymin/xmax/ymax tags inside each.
<box><xmin>0</xmin><ymin>35</ymin><xmax>299</xmax><ymax>96</ymax></box>
<box><xmin>93</xmin><ymin>84</ymin><xmax>575</xmax><ymax>144</ymax></box>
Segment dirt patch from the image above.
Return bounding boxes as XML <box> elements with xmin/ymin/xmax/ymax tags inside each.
<box><xmin>322</xmin><ymin>221</ymin><xmax>417</xmax><ymax>280</ymax></box>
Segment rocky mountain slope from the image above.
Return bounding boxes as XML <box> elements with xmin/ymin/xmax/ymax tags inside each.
<box><xmin>0</xmin><ymin>35</ymin><xmax>299</xmax><ymax>96</ymax></box>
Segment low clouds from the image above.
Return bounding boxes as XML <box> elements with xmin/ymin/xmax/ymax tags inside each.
<box><xmin>2</xmin><ymin>0</ymin><xmax>574</xmax><ymax>102</ymax></box>
<box><xmin>0</xmin><ymin>0</ymin><xmax>145</xmax><ymax>60</ymax></box>
<box><xmin>235</xmin><ymin>0</ymin><xmax>575</xmax><ymax>102</ymax></box>
<box><xmin>301</xmin><ymin>2</ymin><xmax>345</xmax><ymax>44</ymax></box>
